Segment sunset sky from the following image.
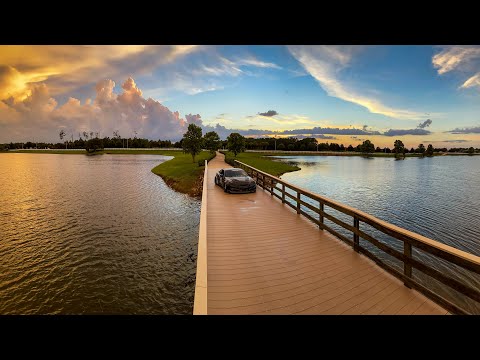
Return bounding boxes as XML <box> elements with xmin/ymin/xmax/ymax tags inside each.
<box><xmin>0</xmin><ymin>45</ymin><xmax>479</xmax><ymax>148</ymax></box>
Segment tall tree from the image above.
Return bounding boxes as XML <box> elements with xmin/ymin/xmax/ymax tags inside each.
<box><xmin>203</xmin><ymin>131</ymin><xmax>220</xmax><ymax>154</ymax></box>
<box><xmin>425</xmin><ymin>144</ymin><xmax>434</xmax><ymax>157</ymax></box>
<box><xmin>360</xmin><ymin>140</ymin><xmax>375</xmax><ymax>156</ymax></box>
<box><xmin>417</xmin><ymin>143</ymin><xmax>426</xmax><ymax>157</ymax></box>
<box><xmin>182</xmin><ymin>123</ymin><xmax>203</xmax><ymax>163</ymax></box>
<box><xmin>394</xmin><ymin>140</ymin><xmax>405</xmax><ymax>159</ymax></box>
<box><xmin>468</xmin><ymin>147</ymin><xmax>475</xmax><ymax>155</ymax></box>
<box><xmin>59</xmin><ymin>129</ymin><xmax>67</xmax><ymax>149</ymax></box>
<box><xmin>227</xmin><ymin>132</ymin><xmax>246</xmax><ymax>157</ymax></box>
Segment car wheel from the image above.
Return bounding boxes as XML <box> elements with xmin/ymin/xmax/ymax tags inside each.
<box><xmin>215</xmin><ymin>177</ymin><xmax>218</xmax><ymax>185</ymax></box>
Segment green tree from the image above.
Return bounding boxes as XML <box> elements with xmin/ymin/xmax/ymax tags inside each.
<box><xmin>468</xmin><ymin>147</ymin><xmax>475</xmax><ymax>155</ymax></box>
<box><xmin>182</xmin><ymin>123</ymin><xmax>203</xmax><ymax>163</ymax></box>
<box><xmin>227</xmin><ymin>132</ymin><xmax>246</xmax><ymax>157</ymax></box>
<box><xmin>287</xmin><ymin>143</ymin><xmax>294</xmax><ymax>151</ymax></box>
<box><xmin>59</xmin><ymin>129</ymin><xmax>67</xmax><ymax>149</ymax></box>
<box><xmin>425</xmin><ymin>144</ymin><xmax>434</xmax><ymax>157</ymax></box>
<box><xmin>394</xmin><ymin>140</ymin><xmax>405</xmax><ymax>159</ymax></box>
<box><xmin>277</xmin><ymin>143</ymin><xmax>285</xmax><ymax>151</ymax></box>
<box><xmin>203</xmin><ymin>131</ymin><xmax>220</xmax><ymax>154</ymax></box>
<box><xmin>360</xmin><ymin>140</ymin><xmax>375</xmax><ymax>157</ymax></box>
<box><xmin>417</xmin><ymin>143</ymin><xmax>426</xmax><ymax>157</ymax></box>
<box><xmin>85</xmin><ymin>136</ymin><xmax>104</xmax><ymax>153</ymax></box>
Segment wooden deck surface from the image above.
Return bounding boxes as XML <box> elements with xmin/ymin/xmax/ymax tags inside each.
<box><xmin>206</xmin><ymin>152</ymin><xmax>448</xmax><ymax>315</ymax></box>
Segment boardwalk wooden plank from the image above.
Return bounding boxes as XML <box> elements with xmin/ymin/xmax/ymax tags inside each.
<box><xmin>205</xmin><ymin>152</ymin><xmax>447</xmax><ymax>315</ymax></box>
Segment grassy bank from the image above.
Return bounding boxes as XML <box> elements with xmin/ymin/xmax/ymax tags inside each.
<box><xmin>222</xmin><ymin>151</ymin><xmax>300</xmax><ymax>177</ymax></box>
<box><xmin>150</xmin><ymin>151</ymin><xmax>216</xmax><ymax>197</ymax></box>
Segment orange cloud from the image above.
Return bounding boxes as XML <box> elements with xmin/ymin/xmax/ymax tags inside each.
<box><xmin>0</xmin><ymin>45</ymin><xmax>200</xmax><ymax>100</ymax></box>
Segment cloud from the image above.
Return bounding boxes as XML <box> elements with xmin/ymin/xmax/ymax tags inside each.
<box><xmin>461</xmin><ymin>72</ymin><xmax>480</xmax><ymax>89</ymax></box>
<box><xmin>447</xmin><ymin>126</ymin><xmax>480</xmax><ymax>134</ymax></box>
<box><xmin>237</xmin><ymin>58</ymin><xmax>281</xmax><ymax>69</ymax></box>
<box><xmin>287</xmin><ymin>45</ymin><xmax>426</xmax><ymax>120</ymax></box>
<box><xmin>0</xmin><ymin>77</ymin><xmax>195</xmax><ymax>142</ymax></box>
<box><xmin>258</xmin><ymin>110</ymin><xmax>278</xmax><ymax>117</ymax></box>
<box><xmin>433</xmin><ymin>46</ymin><xmax>480</xmax><ymax>90</ymax></box>
<box><xmin>0</xmin><ymin>45</ymin><xmax>201</xmax><ymax>100</ymax></box>
<box><xmin>280</xmin><ymin>126</ymin><xmax>381</xmax><ymax>136</ymax></box>
<box><xmin>432</xmin><ymin>46</ymin><xmax>480</xmax><ymax>75</ymax></box>
<box><xmin>383</xmin><ymin>129</ymin><xmax>431</xmax><ymax>136</ymax></box>
<box><xmin>443</xmin><ymin>139</ymin><xmax>469</xmax><ymax>143</ymax></box>
<box><xmin>185</xmin><ymin>114</ymin><xmax>203</xmax><ymax>126</ymax></box>
<box><xmin>191</xmin><ymin>55</ymin><xmax>281</xmax><ymax>78</ymax></box>
<box><xmin>144</xmin><ymin>51</ymin><xmax>280</xmax><ymax>97</ymax></box>
<box><xmin>288</xmin><ymin>134</ymin><xmax>336</xmax><ymax>140</ymax></box>
<box><xmin>417</xmin><ymin>119</ymin><xmax>432</xmax><ymax>129</ymax></box>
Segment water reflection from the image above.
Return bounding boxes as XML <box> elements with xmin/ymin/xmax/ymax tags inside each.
<box><xmin>0</xmin><ymin>153</ymin><xmax>200</xmax><ymax>314</ymax></box>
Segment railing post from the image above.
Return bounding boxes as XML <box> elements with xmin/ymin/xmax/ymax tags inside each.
<box><xmin>282</xmin><ymin>184</ymin><xmax>285</xmax><ymax>203</ymax></box>
<box><xmin>297</xmin><ymin>192</ymin><xmax>301</xmax><ymax>214</ymax></box>
<box><xmin>319</xmin><ymin>202</ymin><xmax>324</xmax><ymax>230</ymax></box>
<box><xmin>270</xmin><ymin>178</ymin><xmax>273</xmax><ymax>196</ymax></box>
<box><xmin>353</xmin><ymin>216</ymin><xmax>359</xmax><ymax>252</ymax></box>
<box><xmin>404</xmin><ymin>242</ymin><xmax>412</xmax><ymax>288</ymax></box>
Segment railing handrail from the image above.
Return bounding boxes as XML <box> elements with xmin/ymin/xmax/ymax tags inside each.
<box><xmin>235</xmin><ymin>159</ymin><xmax>480</xmax><ymax>314</ymax></box>
<box><xmin>234</xmin><ymin>160</ymin><xmax>480</xmax><ymax>268</ymax></box>
<box><xmin>193</xmin><ymin>160</ymin><xmax>208</xmax><ymax>315</ymax></box>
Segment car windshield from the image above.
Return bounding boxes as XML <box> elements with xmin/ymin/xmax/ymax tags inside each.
<box><xmin>224</xmin><ymin>169</ymin><xmax>248</xmax><ymax>177</ymax></box>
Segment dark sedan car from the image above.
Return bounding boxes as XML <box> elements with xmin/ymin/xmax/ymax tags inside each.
<box><xmin>215</xmin><ymin>168</ymin><xmax>256</xmax><ymax>193</ymax></box>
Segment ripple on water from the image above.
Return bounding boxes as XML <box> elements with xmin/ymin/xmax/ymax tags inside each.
<box><xmin>0</xmin><ymin>153</ymin><xmax>200</xmax><ymax>314</ymax></box>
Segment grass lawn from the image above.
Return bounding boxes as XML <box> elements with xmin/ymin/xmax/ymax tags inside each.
<box><xmin>222</xmin><ymin>151</ymin><xmax>300</xmax><ymax>177</ymax></box>
<box><xmin>149</xmin><ymin>151</ymin><xmax>216</xmax><ymax>197</ymax></box>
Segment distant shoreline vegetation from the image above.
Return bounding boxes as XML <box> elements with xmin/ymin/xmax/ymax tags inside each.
<box><xmin>2</xmin><ymin>136</ymin><xmax>479</xmax><ymax>155</ymax></box>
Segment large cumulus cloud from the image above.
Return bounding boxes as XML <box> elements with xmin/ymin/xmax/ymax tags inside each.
<box><xmin>0</xmin><ymin>77</ymin><xmax>194</xmax><ymax>142</ymax></box>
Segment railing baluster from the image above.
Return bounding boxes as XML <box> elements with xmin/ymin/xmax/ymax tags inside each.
<box><xmin>270</xmin><ymin>178</ymin><xmax>273</xmax><ymax>196</ymax></box>
<box><xmin>404</xmin><ymin>242</ymin><xmax>412</xmax><ymax>288</ymax></box>
<box><xmin>353</xmin><ymin>216</ymin><xmax>359</xmax><ymax>252</ymax></box>
<box><xmin>282</xmin><ymin>184</ymin><xmax>285</xmax><ymax>203</ymax></box>
<box><xmin>319</xmin><ymin>202</ymin><xmax>324</xmax><ymax>230</ymax></box>
<box><xmin>297</xmin><ymin>192</ymin><xmax>301</xmax><ymax>214</ymax></box>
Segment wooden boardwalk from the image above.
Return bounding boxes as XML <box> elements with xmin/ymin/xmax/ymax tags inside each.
<box><xmin>205</xmin><ymin>152</ymin><xmax>448</xmax><ymax>315</ymax></box>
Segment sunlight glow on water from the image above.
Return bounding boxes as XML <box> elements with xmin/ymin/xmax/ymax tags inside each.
<box><xmin>0</xmin><ymin>153</ymin><xmax>199</xmax><ymax>314</ymax></box>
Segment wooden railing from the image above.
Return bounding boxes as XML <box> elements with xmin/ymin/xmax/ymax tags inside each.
<box><xmin>193</xmin><ymin>160</ymin><xmax>208</xmax><ymax>314</ymax></box>
<box><xmin>234</xmin><ymin>160</ymin><xmax>480</xmax><ymax>315</ymax></box>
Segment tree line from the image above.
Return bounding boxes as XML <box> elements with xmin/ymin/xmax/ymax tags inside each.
<box><xmin>1</xmin><ymin>127</ymin><xmax>478</xmax><ymax>156</ymax></box>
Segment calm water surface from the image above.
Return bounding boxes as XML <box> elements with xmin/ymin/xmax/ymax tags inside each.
<box><xmin>0</xmin><ymin>153</ymin><xmax>199</xmax><ymax>314</ymax></box>
<box><xmin>276</xmin><ymin>155</ymin><xmax>480</xmax><ymax>313</ymax></box>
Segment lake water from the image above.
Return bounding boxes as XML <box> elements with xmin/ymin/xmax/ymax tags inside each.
<box><xmin>0</xmin><ymin>153</ymin><xmax>199</xmax><ymax>314</ymax></box>
<box><xmin>276</xmin><ymin>155</ymin><xmax>480</xmax><ymax>314</ymax></box>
